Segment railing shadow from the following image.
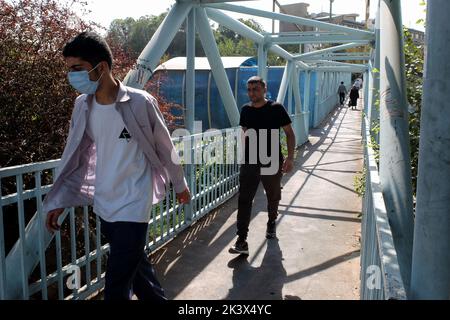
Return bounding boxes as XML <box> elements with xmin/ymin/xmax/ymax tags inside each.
<box><xmin>285</xmin><ymin>249</ymin><xmax>360</xmax><ymax>283</ymax></box>
<box><xmin>150</xmin><ymin>103</ymin><xmax>362</xmax><ymax>299</ymax></box>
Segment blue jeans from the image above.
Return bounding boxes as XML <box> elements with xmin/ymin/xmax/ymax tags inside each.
<box><xmin>100</xmin><ymin>217</ymin><xmax>167</xmax><ymax>301</ymax></box>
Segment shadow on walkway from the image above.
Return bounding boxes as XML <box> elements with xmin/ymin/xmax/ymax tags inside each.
<box><xmin>148</xmin><ymin>103</ymin><xmax>363</xmax><ymax>300</ymax></box>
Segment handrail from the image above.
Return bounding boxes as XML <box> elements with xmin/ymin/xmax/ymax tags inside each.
<box><xmin>360</xmin><ymin>117</ymin><xmax>407</xmax><ymax>300</ymax></box>
<box><xmin>0</xmin><ymin>128</ymin><xmax>240</xmax><ymax>300</ymax></box>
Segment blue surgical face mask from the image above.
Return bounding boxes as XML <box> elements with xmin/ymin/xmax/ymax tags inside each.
<box><xmin>67</xmin><ymin>63</ymin><xmax>104</xmax><ymax>94</ymax></box>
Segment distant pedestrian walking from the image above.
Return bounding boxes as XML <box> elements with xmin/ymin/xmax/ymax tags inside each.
<box><xmin>337</xmin><ymin>81</ymin><xmax>347</xmax><ymax>106</ymax></box>
<box><xmin>349</xmin><ymin>86</ymin><xmax>359</xmax><ymax>110</ymax></box>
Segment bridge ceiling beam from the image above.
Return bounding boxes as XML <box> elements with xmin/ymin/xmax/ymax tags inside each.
<box><xmin>204</xmin><ymin>2</ymin><xmax>375</xmax><ymax>37</ymax></box>
<box><xmin>266</xmin><ymin>34</ymin><xmax>374</xmax><ymax>45</ymax></box>
<box><xmin>205</xmin><ymin>8</ymin><xmax>310</xmax><ymax>69</ymax></box>
<box><xmin>293</xmin><ymin>42</ymin><xmax>367</xmax><ymax>61</ymax></box>
<box><xmin>301</xmin><ymin>54</ymin><xmax>371</xmax><ymax>61</ymax></box>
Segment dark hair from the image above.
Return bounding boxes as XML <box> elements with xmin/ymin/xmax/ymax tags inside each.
<box><xmin>247</xmin><ymin>76</ymin><xmax>266</xmax><ymax>88</ymax></box>
<box><xmin>63</xmin><ymin>32</ymin><xmax>113</xmax><ymax>69</ymax></box>
<box><xmin>341</xmin><ymin>81</ymin><xmax>344</xmax><ymax>84</ymax></box>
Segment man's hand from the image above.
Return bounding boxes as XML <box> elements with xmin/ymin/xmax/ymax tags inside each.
<box><xmin>176</xmin><ymin>188</ymin><xmax>191</xmax><ymax>204</ymax></box>
<box><xmin>282</xmin><ymin>158</ymin><xmax>294</xmax><ymax>173</ymax></box>
<box><xmin>46</xmin><ymin>208</ymin><xmax>64</xmax><ymax>233</ymax></box>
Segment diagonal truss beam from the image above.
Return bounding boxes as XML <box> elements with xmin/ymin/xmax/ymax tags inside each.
<box><xmin>204</xmin><ymin>2</ymin><xmax>374</xmax><ymax>37</ymax></box>
<box><xmin>123</xmin><ymin>2</ymin><xmax>192</xmax><ymax>88</ymax></box>
<box><xmin>204</xmin><ymin>7</ymin><xmax>264</xmax><ymax>44</ymax></box>
<box><xmin>293</xmin><ymin>42</ymin><xmax>367</xmax><ymax>61</ymax></box>
<box><xmin>205</xmin><ymin>8</ymin><xmax>309</xmax><ymax>69</ymax></box>
<box><xmin>196</xmin><ymin>7</ymin><xmax>240</xmax><ymax>126</ymax></box>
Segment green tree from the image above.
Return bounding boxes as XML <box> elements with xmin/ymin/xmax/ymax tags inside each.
<box><xmin>107</xmin><ymin>12</ymin><xmax>206</xmax><ymax>60</ymax></box>
<box><xmin>0</xmin><ymin>0</ymin><xmax>95</xmax><ymax>167</ymax></box>
<box><xmin>404</xmin><ymin>27</ymin><xmax>424</xmax><ymax>197</ymax></box>
<box><xmin>214</xmin><ymin>18</ymin><xmax>285</xmax><ymax>65</ymax></box>
<box><xmin>107</xmin><ymin>17</ymin><xmax>138</xmax><ymax>56</ymax></box>
<box><xmin>213</xmin><ymin>18</ymin><xmax>261</xmax><ymax>57</ymax></box>
<box><xmin>107</xmin><ymin>15</ymin><xmax>286</xmax><ymax>65</ymax></box>
<box><xmin>0</xmin><ymin>0</ymin><xmax>143</xmax><ymax>168</ymax></box>
<box><xmin>217</xmin><ymin>38</ymin><xmax>236</xmax><ymax>56</ymax></box>
<box><xmin>107</xmin><ymin>14</ymin><xmax>167</xmax><ymax>59</ymax></box>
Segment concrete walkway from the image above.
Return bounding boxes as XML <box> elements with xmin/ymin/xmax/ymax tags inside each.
<box><xmin>152</xmin><ymin>103</ymin><xmax>364</xmax><ymax>300</ymax></box>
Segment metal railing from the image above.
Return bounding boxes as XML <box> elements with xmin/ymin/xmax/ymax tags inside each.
<box><xmin>1</xmin><ymin>94</ymin><xmax>350</xmax><ymax>300</ymax></box>
<box><xmin>360</xmin><ymin>117</ymin><xmax>407</xmax><ymax>300</ymax></box>
<box><xmin>0</xmin><ymin>128</ymin><xmax>241</xmax><ymax>300</ymax></box>
<box><xmin>313</xmin><ymin>72</ymin><xmax>349</xmax><ymax>128</ymax></box>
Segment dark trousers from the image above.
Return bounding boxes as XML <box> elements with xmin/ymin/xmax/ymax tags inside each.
<box><xmin>236</xmin><ymin>164</ymin><xmax>282</xmax><ymax>240</ymax></box>
<box><xmin>100</xmin><ymin>218</ymin><xmax>167</xmax><ymax>301</ymax></box>
<box><xmin>339</xmin><ymin>93</ymin><xmax>346</xmax><ymax>105</ymax></box>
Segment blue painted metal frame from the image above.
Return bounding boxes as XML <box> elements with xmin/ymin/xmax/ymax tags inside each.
<box><xmin>0</xmin><ymin>128</ymin><xmax>241</xmax><ymax>300</ymax></box>
<box><xmin>0</xmin><ymin>0</ymin><xmax>396</xmax><ymax>300</ymax></box>
<box><xmin>360</xmin><ymin>117</ymin><xmax>407</xmax><ymax>300</ymax></box>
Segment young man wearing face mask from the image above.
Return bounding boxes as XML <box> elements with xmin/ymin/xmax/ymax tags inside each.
<box><xmin>42</xmin><ymin>32</ymin><xmax>191</xmax><ymax>300</ymax></box>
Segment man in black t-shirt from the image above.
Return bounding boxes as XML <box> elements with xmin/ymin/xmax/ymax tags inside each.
<box><xmin>229</xmin><ymin>76</ymin><xmax>296</xmax><ymax>255</ymax></box>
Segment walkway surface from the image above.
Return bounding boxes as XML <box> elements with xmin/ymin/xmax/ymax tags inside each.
<box><xmin>151</xmin><ymin>103</ymin><xmax>364</xmax><ymax>300</ymax></box>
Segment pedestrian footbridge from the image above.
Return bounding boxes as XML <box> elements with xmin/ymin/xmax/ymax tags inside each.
<box><xmin>1</xmin><ymin>0</ymin><xmax>448</xmax><ymax>300</ymax></box>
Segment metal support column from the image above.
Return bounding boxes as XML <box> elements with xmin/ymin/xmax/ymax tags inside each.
<box><xmin>292</xmin><ymin>67</ymin><xmax>302</xmax><ymax>114</ymax></box>
<box><xmin>303</xmin><ymin>70</ymin><xmax>311</xmax><ymax>132</ymax></box>
<box><xmin>370</xmin><ymin>5</ymin><xmax>381</xmax><ymax>142</ymax></box>
<box><xmin>258</xmin><ymin>43</ymin><xmax>268</xmax><ymax>81</ymax></box>
<box><xmin>313</xmin><ymin>71</ymin><xmax>321</xmax><ymax>127</ymax></box>
<box><xmin>379</xmin><ymin>0</ymin><xmax>414</xmax><ymax>292</ymax></box>
<box><xmin>367</xmin><ymin>61</ymin><xmax>374</xmax><ymax>121</ymax></box>
<box><xmin>277</xmin><ymin>61</ymin><xmax>293</xmax><ymax>104</ymax></box>
<box><xmin>186</xmin><ymin>10</ymin><xmax>196</xmax><ymax>133</ymax></box>
<box><xmin>184</xmin><ymin>9</ymin><xmax>196</xmax><ymax>223</ymax></box>
<box><xmin>364</xmin><ymin>69</ymin><xmax>369</xmax><ymax>116</ymax></box>
<box><xmin>411</xmin><ymin>0</ymin><xmax>450</xmax><ymax>300</ymax></box>
<box><xmin>292</xmin><ymin>66</ymin><xmax>307</xmax><ymax>146</ymax></box>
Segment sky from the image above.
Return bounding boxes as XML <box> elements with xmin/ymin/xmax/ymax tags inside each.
<box><xmin>80</xmin><ymin>0</ymin><xmax>426</xmax><ymax>33</ymax></box>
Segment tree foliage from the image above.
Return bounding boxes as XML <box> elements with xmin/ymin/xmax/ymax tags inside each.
<box><xmin>0</xmin><ymin>0</ymin><xmax>96</xmax><ymax>167</ymax></box>
<box><xmin>106</xmin><ymin>15</ymin><xmax>285</xmax><ymax>66</ymax></box>
<box><xmin>0</xmin><ymin>0</ymin><xmax>179</xmax><ymax>168</ymax></box>
<box><xmin>404</xmin><ymin>27</ymin><xmax>424</xmax><ymax>197</ymax></box>
<box><xmin>107</xmin><ymin>12</ymin><xmax>205</xmax><ymax>60</ymax></box>
<box><xmin>215</xmin><ymin>19</ymin><xmax>284</xmax><ymax>66</ymax></box>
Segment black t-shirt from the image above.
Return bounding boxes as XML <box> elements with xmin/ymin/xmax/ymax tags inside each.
<box><xmin>239</xmin><ymin>100</ymin><xmax>292</xmax><ymax>166</ymax></box>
